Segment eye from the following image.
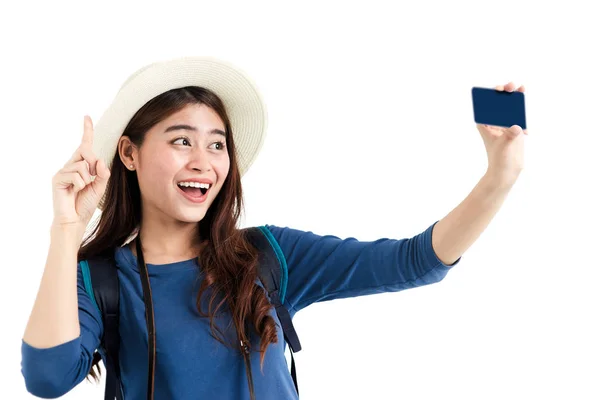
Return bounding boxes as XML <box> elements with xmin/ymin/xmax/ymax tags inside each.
<box><xmin>211</xmin><ymin>141</ymin><xmax>226</xmax><ymax>150</ymax></box>
<box><xmin>172</xmin><ymin>137</ymin><xmax>191</xmax><ymax>146</ymax></box>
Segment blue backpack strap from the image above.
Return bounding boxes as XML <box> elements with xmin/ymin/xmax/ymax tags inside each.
<box><xmin>245</xmin><ymin>226</ymin><xmax>302</xmax><ymax>395</ymax></box>
<box><xmin>81</xmin><ymin>254</ymin><xmax>123</xmax><ymax>400</ymax></box>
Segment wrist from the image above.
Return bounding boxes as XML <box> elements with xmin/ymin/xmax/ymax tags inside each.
<box><xmin>50</xmin><ymin>222</ymin><xmax>85</xmax><ymax>245</ymax></box>
<box><xmin>483</xmin><ymin>168</ymin><xmax>519</xmax><ymax>190</ymax></box>
<box><xmin>480</xmin><ymin>171</ymin><xmax>517</xmax><ymax>196</ymax></box>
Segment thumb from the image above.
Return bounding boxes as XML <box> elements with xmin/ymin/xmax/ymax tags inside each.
<box><xmin>509</xmin><ymin>125</ymin><xmax>523</xmax><ymax>138</ymax></box>
<box><xmin>91</xmin><ymin>159</ymin><xmax>111</xmax><ymax>192</ymax></box>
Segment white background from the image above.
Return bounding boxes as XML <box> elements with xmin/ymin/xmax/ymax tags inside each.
<box><xmin>1</xmin><ymin>1</ymin><xmax>599</xmax><ymax>399</ymax></box>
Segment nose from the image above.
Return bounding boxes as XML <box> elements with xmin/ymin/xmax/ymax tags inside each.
<box><xmin>188</xmin><ymin>146</ymin><xmax>212</xmax><ymax>172</ymax></box>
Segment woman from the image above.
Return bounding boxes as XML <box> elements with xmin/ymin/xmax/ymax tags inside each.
<box><xmin>21</xmin><ymin>56</ymin><xmax>526</xmax><ymax>399</ymax></box>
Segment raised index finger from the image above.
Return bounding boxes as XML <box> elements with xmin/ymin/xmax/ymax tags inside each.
<box><xmin>82</xmin><ymin>115</ymin><xmax>94</xmax><ymax>148</ymax></box>
<box><xmin>72</xmin><ymin>115</ymin><xmax>97</xmax><ymax>175</ymax></box>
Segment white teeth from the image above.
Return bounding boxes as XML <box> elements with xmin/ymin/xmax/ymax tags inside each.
<box><xmin>178</xmin><ymin>182</ymin><xmax>211</xmax><ymax>189</ymax></box>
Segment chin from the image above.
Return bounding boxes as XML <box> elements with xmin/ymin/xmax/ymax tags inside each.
<box><xmin>177</xmin><ymin>209</ymin><xmax>208</xmax><ymax>223</ymax></box>
<box><xmin>170</xmin><ymin>191</ymin><xmax>216</xmax><ymax>223</ymax></box>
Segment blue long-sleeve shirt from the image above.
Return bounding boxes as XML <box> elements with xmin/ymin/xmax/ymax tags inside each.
<box><xmin>21</xmin><ymin>221</ymin><xmax>460</xmax><ymax>399</ymax></box>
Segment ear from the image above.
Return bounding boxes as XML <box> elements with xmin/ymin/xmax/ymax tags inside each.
<box><xmin>118</xmin><ymin>136</ymin><xmax>139</xmax><ymax>169</ymax></box>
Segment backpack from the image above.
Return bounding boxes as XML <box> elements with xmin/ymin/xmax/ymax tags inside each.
<box><xmin>79</xmin><ymin>226</ymin><xmax>302</xmax><ymax>400</ymax></box>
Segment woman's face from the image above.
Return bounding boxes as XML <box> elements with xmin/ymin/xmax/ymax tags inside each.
<box><xmin>122</xmin><ymin>103</ymin><xmax>230</xmax><ymax>224</ymax></box>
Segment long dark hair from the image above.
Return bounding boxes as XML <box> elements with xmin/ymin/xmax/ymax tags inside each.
<box><xmin>78</xmin><ymin>86</ymin><xmax>278</xmax><ymax>384</ymax></box>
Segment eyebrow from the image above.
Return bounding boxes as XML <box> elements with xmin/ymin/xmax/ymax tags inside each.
<box><xmin>164</xmin><ymin>124</ymin><xmax>226</xmax><ymax>137</ymax></box>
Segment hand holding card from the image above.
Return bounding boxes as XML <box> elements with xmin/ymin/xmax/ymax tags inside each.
<box><xmin>472</xmin><ymin>86</ymin><xmax>527</xmax><ymax>130</ymax></box>
<box><xmin>473</xmin><ymin>82</ymin><xmax>528</xmax><ymax>188</ymax></box>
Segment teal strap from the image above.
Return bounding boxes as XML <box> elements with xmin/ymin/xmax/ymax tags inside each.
<box><xmin>80</xmin><ymin>260</ymin><xmax>101</xmax><ymax>316</ymax></box>
<box><xmin>257</xmin><ymin>226</ymin><xmax>288</xmax><ymax>304</ymax></box>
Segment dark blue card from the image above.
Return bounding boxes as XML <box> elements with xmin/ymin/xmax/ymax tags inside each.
<box><xmin>472</xmin><ymin>87</ymin><xmax>527</xmax><ymax>130</ymax></box>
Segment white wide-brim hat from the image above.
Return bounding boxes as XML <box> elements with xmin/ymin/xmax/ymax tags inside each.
<box><xmin>92</xmin><ymin>56</ymin><xmax>268</xmax><ymax>210</ymax></box>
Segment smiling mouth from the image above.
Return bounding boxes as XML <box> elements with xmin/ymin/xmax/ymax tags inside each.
<box><xmin>179</xmin><ymin>186</ymin><xmax>208</xmax><ymax>196</ymax></box>
<box><xmin>176</xmin><ymin>180</ymin><xmax>213</xmax><ymax>199</ymax></box>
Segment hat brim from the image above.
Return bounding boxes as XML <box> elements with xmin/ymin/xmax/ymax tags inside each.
<box><xmin>93</xmin><ymin>56</ymin><xmax>268</xmax><ymax>210</ymax></box>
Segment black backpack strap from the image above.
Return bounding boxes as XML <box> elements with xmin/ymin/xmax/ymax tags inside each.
<box><xmin>245</xmin><ymin>226</ymin><xmax>302</xmax><ymax>394</ymax></box>
<box><xmin>81</xmin><ymin>254</ymin><xmax>123</xmax><ymax>400</ymax></box>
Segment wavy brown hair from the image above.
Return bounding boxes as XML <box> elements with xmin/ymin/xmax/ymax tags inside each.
<box><xmin>77</xmin><ymin>86</ymin><xmax>278</xmax><ymax>385</ymax></box>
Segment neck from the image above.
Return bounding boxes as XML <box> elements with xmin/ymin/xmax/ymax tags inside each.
<box><xmin>131</xmin><ymin>218</ymin><xmax>203</xmax><ymax>264</ymax></box>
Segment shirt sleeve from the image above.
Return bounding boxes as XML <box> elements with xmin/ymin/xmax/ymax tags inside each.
<box><xmin>21</xmin><ymin>262</ymin><xmax>104</xmax><ymax>398</ymax></box>
<box><xmin>265</xmin><ymin>220</ymin><xmax>460</xmax><ymax>313</ymax></box>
